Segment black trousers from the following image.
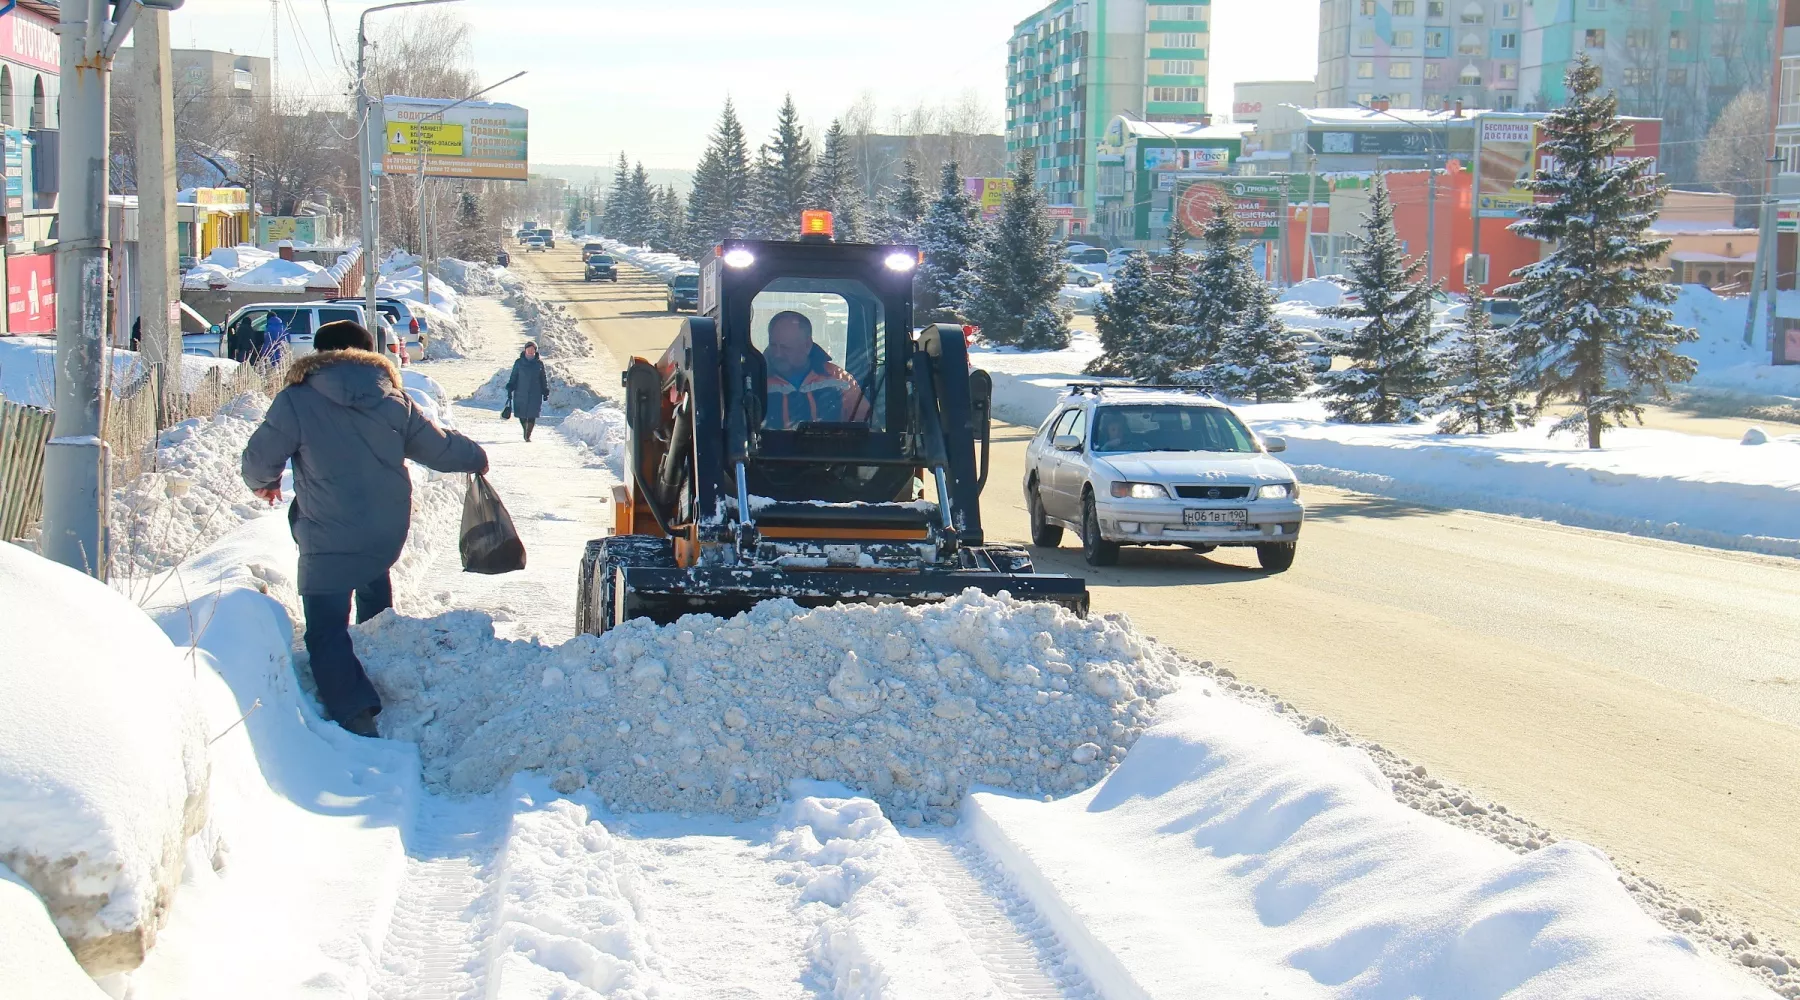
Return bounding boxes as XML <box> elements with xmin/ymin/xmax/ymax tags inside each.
<box><xmin>520</xmin><ymin>417</ymin><xmax>536</xmax><ymax>440</ymax></box>
<box><xmin>301</xmin><ymin>572</ymin><xmax>392</xmax><ymax>724</ymax></box>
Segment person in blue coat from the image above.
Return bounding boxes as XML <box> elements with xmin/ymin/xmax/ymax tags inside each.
<box><xmin>505</xmin><ymin>341</ymin><xmax>549</xmax><ymax>441</ymax></box>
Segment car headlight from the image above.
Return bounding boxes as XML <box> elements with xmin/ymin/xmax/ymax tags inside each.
<box><xmin>1258</xmin><ymin>483</ymin><xmax>1296</xmax><ymax>500</ymax></box>
<box><xmin>1110</xmin><ymin>482</ymin><xmax>1169</xmax><ymax>499</ymax></box>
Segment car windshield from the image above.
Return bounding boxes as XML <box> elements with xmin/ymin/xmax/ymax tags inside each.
<box><xmin>1091</xmin><ymin>404</ymin><xmax>1260</xmax><ymax>454</ymax></box>
<box><xmin>589</xmin><ymin>255</ymin><xmax>613</xmax><ymax>264</ymax></box>
<box><xmin>673</xmin><ymin>274</ymin><xmax>699</xmax><ymax>289</ymax></box>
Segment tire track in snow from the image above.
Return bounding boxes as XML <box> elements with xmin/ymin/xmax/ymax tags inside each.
<box><xmin>903</xmin><ymin>832</ymin><xmax>1100</xmax><ymax>1000</ymax></box>
<box><xmin>370</xmin><ymin>793</ymin><xmax>510</xmax><ymax>1000</ymax></box>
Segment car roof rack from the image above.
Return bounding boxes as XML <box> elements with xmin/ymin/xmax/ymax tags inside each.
<box><xmin>1063</xmin><ymin>382</ymin><xmax>1217</xmax><ymax>397</ymax></box>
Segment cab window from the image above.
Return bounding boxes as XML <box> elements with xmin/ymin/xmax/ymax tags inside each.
<box><xmin>751</xmin><ymin>277</ymin><xmax>886</xmax><ymax>428</ymax></box>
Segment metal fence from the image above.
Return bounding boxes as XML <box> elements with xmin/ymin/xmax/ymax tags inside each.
<box><xmin>1</xmin><ymin>355</ymin><xmax>290</xmax><ymax>544</ymax></box>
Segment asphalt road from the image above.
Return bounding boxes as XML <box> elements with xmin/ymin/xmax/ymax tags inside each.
<box><xmin>517</xmin><ymin>243</ymin><xmax>1800</xmax><ymax>945</ymax></box>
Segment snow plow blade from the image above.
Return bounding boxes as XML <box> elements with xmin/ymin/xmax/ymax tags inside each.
<box><xmin>616</xmin><ymin>565</ymin><xmax>1090</xmax><ymax>627</ymax></box>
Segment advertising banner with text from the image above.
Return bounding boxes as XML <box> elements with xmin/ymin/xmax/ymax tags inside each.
<box><xmin>1174</xmin><ymin>178</ymin><xmax>1285</xmax><ymax>240</ymax></box>
<box><xmin>382</xmin><ymin>97</ymin><xmax>529</xmax><ymax>181</ymax></box>
<box><xmin>1477</xmin><ymin>117</ymin><xmax>1537</xmax><ymax>219</ymax></box>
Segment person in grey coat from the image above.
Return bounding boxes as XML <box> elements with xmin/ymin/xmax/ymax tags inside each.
<box><xmin>506</xmin><ymin>341</ymin><xmax>549</xmax><ymax>441</ymax></box>
<box><xmin>241</xmin><ymin>320</ymin><xmax>488</xmax><ymax>736</ymax></box>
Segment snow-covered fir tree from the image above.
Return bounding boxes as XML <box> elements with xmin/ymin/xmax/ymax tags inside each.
<box><xmin>748</xmin><ymin>95</ymin><xmax>813</xmax><ymax>240</ymax></box>
<box><xmin>915</xmin><ymin>161</ymin><xmax>980</xmax><ymax>324</ymax></box>
<box><xmin>1316</xmin><ymin>179</ymin><xmax>1439</xmax><ymax>423</ymax></box>
<box><xmin>876</xmin><ymin>158</ymin><xmax>928</xmax><ymax>243</ymax></box>
<box><xmin>807</xmin><ymin>119</ymin><xmax>865</xmax><ymax>241</ymax></box>
<box><xmin>1431</xmin><ymin>290</ymin><xmax>1522</xmax><ymax>434</ymax></box>
<box><xmin>650</xmin><ymin>186</ymin><xmax>685</xmax><ymax>253</ymax></box>
<box><xmin>1086</xmin><ymin>250</ymin><xmax>1163</xmax><ymax>377</ymax></box>
<box><xmin>684</xmin><ymin>100</ymin><xmax>752</xmax><ymax>257</ymax></box>
<box><xmin>601</xmin><ymin>152</ymin><xmax>631</xmax><ymax>237</ymax></box>
<box><xmin>1185</xmin><ymin>201</ymin><xmax>1257</xmax><ymax>381</ymax></box>
<box><xmin>623</xmin><ymin>163</ymin><xmax>656</xmax><ymax>244</ymax></box>
<box><xmin>1206</xmin><ymin>281</ymin><xmax>1313</xmax><ymax>403</ymax></box>
<box><xmin>965</xmin><ymin>154</ymin><xmax>1070</xmax><ymax>350</ymax></box>
<box><xmin>1501</xmin><ymin>56</ymin><xmax>1696</xmax><ymax>448</ymax></box>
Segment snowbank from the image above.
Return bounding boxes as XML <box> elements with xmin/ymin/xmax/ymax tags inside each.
<box><xmin>111</xmin><ymin>394</ymin><xmax>270</xmax><ymax>580</ymax></box>
<box><xmin>1059</xmin><ymin>284</ymin><xmax>1107</xmax><ymax>313</ymax></box>
<box><xmin>0</xmin><ymin>866</ymin><xmax>110</xmax><ymax>998</ymax></box>
<box><xmin>0</xmin><ymin>545</ymin><xmax>210</xmax><ymax>976</ymax></box>
<box><xmin>966</xmin><ymin>682</ymin><xmax>1775</xmax><ymax>999</ymax></box>
<box><xmin>1670</xmin><ymin>285</ymin><xmax>1800</xmax><ymax>400</ymax></box>
<box><xmin>356</xmin><ymin>591</ymin><xmax>1183</xmax><ymax>821</ymax></box>
<box><xmin>1279</xmin><ymin>276</ymin><xmax>1350</xmax><ymax>309</ymax></box>
<box><xmin>558</xmin><ymin>401</ymin><xmax>628</xmax><ymax>475</ymax></box>
<box><xmin>469</xmin><ymin>360</ymin><xmax>602</xmax><ymax>412</ymax></box>
<box><xmin>0</xmin><ymin>337</ymin><xmax>238</xmax><ymax>410</ymax></box>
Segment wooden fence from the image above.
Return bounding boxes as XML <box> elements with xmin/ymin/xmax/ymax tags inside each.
<box><xmin>0</xmin><ymin>355</ymin><xmax>289</xmax><ymax>544</ymax></box>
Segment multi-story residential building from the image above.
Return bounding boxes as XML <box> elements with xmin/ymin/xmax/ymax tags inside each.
<box><xmin>1768</xmin><ymin>0</ymin><xmax>1799</xmax><ymax>361</ymax></box>
<box><xmin>115</xmin><ymin>47</ymin><xmax>273</xmax><ymax>124</ymax></box>
<box><xmin>1317</xmin><ymin>0</ymin><xmax>1526</xmax><ymax>112</ymax></box>
<box><xmin>1520</xmin><ymin>0</ymin><xmax>1775</xmax><ymax>182</ymax></box>
<box><xmin>1006</xmin><ymin>0</ymin><xmax>1211</xmax><ymax>236</ymax></box>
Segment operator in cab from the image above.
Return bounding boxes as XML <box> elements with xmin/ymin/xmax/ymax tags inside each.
<box><xmin>763</xmin><ymin>310</ymin><xmax>868</xmax><ymax>429</ymax></box>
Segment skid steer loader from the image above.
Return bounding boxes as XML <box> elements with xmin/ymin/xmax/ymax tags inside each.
<box><xmin>577</xmin><ymin>213</ymin><xmax>1088</xmax><ymax>634</ymax></box>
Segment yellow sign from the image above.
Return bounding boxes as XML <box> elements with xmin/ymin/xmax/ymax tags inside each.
<box><xmin>192</xmin><ymin>187</ymin><xmax>248</xmax><ymax>209</ymax></box>
<box><xmin>386</xmin><ymin>121</ymin><xmax>466</xmax><ymax>157</ymax></box>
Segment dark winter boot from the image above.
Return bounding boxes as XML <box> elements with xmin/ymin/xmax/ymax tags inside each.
<box><xmin>342</xmin><ymin>708</ymin><xmax>380</xmax><ymax>738</ymax></box>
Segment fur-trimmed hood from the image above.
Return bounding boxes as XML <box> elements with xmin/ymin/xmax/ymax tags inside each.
<box><xmin>285</xmin><ymin>348</ymin><xmax>402</xmax><ymax>411</ymax></box>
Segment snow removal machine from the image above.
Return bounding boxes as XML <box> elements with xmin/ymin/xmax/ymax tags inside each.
<box><xmin>577</xmin><ymin>211</ymin><xmax>1089</xmax><ymax>633</ymax></box>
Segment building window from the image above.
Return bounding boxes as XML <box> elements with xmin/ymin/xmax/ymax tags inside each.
<box><xmin>1459</xmin><ymin>32</ymin><xmax>1484</xmax><ymax>53</ymax></box>
<box><xmin>1782</xmin><ymin>58</ymin><xmax>1800</xmax><ymax>125</ymax></box>
<box><xmin>1428</xmin><ymin>0</ymin><xmax>1445</xmax><ymax>15</ymax></box>
<box><xmin>1149</xmin><ymin>86</ymin><xmax>1203</xmax><ymax>102</ymax></box>
<box><xmin>1586</xmin><ymin>0</ymin><xmax>1604</xmax><ymax>8</ymax></box>
<box><xmin>1623</xmin><ymin>67</ymin><xmax>1650</xmax><ymax>85</ymax></box>
<box><xmin>1499</xmin><ymin>32</ymin><xmax>1517</xmax><ymax>49</ymax></box>
<box><xmin>1460</xmin><ymin>64</ymin><xmax>1482</xmax><ymax>85</ymax></box>
<box><xmin>1357</xmin><ymin>92</ymin><xmax>1375</xmax><ymax>105</ymax></box>
<box><xmin>1164</xmin><ymin>60</ymin><xmax>1197</xmax><ymax>74</ymax></box>
<box><xmin>1162</xmin><ymin>33</ymin><xmax>1200</xmax><ymax>47</ymax></box>
<box><xmin>1358</xmin><ymin>60</ymin><xmax>1375</xmax><ymax>78</ymax></box>
<box><xmin>1669</xmin><ymin>30</ymin><xmax>1687</xmax><ymax>50</ymax></box>
<box><xmin>1424</xmin><ymin>91</ymin><xmax>1443</xmax><ymax>107</ymax></box>
<box><xmin>1778</xmin><ymin>134</ymin><xmax>1800</xmax><ymax>175</ymax></box>
<box><xmin>1501</xmin><ymin>63</ymin><xmax>1517</xmax><ymax>80</ymax></box>
<box><xmin>1426</xmin><ymin>29</ymin><xmax>1445</xmax><ymax>47</ymax></box>
<box><xmin>1667</xmin><ymin>66</ymin><xmax>1689</xmax><ymax>86</ymax></box>
<box><xmin>1497</xmin><ymin>93</ymin><xmax>1517</xmax><ymax>109</ymax></box>
<box><xmin>1501</xmin><ymin>1</ymin><xmax>1518</xmax><ymax>16</ymax></box>
<box><xmin>1391</xmin><ymin>61</ymin><xmax>1415</xmax><ymax>77</ymax></box>
<box><xmin>1395</xmin><ymin>30</ymin><xmax>1416</xmax><ymax>46</ymax></box>
<box><xmin>1153</xmin><ymin>4</ymin><xmax>1206</xmax><ymax>18</ymax></box>
<box><xmin>1626</xmin><ymin>29</ymin><xmax>1649</xmax><ymax>48</ymax></box>
<box><xmin>1394</xmin><ymin>0</ymin><xmax>1416</xmax><ymax>14</ymax></box>
<box><xmin>1712</xmin><ymin>36</ymin><xmax>1733</xmax><ymax>57</ymax></box>
<box><xmin>1585</xmin><ymin>28</ymin><xmax>1605</xmax><ymax>48</ymax></box>
<box><xmin>1359</xmin><ymin>29</ymin><xmax>1376</xmax><ymax>47</ymax></box>
<box><xmin>1425</xmin><ymin>62</ymin><xmax>1442</xmax><ymax>79</ymax></box>
<box><xmin>1460</xmin><ymin>1</ymin><xmax>1484</xmax><ymax>22</ymax></box>
<box><xmin>1360</xmin><ymin>0</ymin><xmax>1376</xmax><ymax>13</ymax></box>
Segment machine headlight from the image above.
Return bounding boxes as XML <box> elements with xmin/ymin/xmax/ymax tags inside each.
<box><xmin>722</xmin><ymin>248</ymin><xmax>756</xmax><ymax>268</ymax></box>
<box><xmin>1110</xmin><ymin>481</ymin><xmax>1169</xmax><ymax>499</ymax></box>
<box><xmin>884</xmin><ymin>251</ymin><xmax>919</xmax><ymax>272</ymax></box>
<box><xmin>1258</xmin><ymin>483</ymin><xmax>1296</xmax><ymax>500</ymax></box>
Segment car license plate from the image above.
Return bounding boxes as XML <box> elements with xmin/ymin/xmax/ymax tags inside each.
<box><xmin>1184</xmin><ymin>508</ymin><xmax>1248</xmax><ymax>526</ymax></box>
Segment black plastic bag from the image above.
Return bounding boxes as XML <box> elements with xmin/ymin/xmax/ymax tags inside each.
<box><xmin>460</xmin><ymin>473</ymin><xmax>526</xmax><ymax>574</ymax></box>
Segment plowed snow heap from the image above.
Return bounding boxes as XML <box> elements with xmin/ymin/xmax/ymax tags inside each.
<box><xmin>359</xmin><ymin>592</ymin><xmax>1182</xmax><ymax>823</ymax></box>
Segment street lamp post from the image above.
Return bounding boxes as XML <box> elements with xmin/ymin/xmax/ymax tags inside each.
<box><xmin>355</xmin><ymin>0</ymin><xmax>464</xmax><ymax>356</ymax></box>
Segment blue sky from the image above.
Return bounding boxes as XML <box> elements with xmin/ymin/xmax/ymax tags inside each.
<box><xmin>167</xmin><ymin>0</ymin><xmax>1318</xmax><ymax>168</ymax></box>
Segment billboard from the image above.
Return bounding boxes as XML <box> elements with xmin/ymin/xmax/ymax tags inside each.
<box><xmin>6</xmin><ymin>251</ymin><xmax>55</xmax><ymax>335</ymax></box>
<box><xmin>1311</xmin><ymin>128</ymin><xmax>1432</xmax><ymax>156</ymax></box>
<box><xmin>381</xmin><ymin>97</ymin><xmax>529</xmax><ymax>181</ymax></box>
<box><xmin>964</xmin><ymin>177</ymin><xmax>1014</xmax><ymax>219</ymax></box>
<box><xmin>1174</xmin><ymin>178</ymin><xmax>1286</xmax><ymax>240</ymax></box>
<box><xmin>1476</xmin><ymin>117</ymin><xmax>1537</xmax><ymax>218</ymax></box>
<box><xmin>1143</xmin><ymin>146</ymin><xmax>1231</xmax><ymax>174</ymax></box>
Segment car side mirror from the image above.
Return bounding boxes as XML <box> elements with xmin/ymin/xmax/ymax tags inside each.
<box><xmin>1262</xmin><ymin>435</ymin><xmax>1287</xmax><ymax>453</ymax></box>
<box><xmin>1054</xmin><ymin>433</ymin><xmax>1083</xmax><ymax>452</ymax></box>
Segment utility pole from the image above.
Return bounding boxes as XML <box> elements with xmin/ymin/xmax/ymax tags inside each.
<box><xmin>133</xmin><ymin>6</ymin><xmax>181</xmax><ymax>427</ymax></box>
<box><xmin>356</xmin><ymin>0</ymin><xmax>466</xmax><ymax>358</ymax></box>
<box><xmin>247</xmin><ymin>152</ymin><xmax>259</xmax><ymax>246</ymax></box>
<box><xmin>1746</xmin><ymin>153</ymin><xmax>1780</xmax><ymax>349</ymax></box>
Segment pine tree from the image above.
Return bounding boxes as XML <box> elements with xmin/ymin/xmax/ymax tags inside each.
<box><xmin>965</xmin><ymin>154</ymin><xmax>1071</xmax><ymax>350</ymax></box>
<box><xmin>602</xmin><ymin>152</ymin><xmax>631</xmax><ymax>238</ymax></box>
<box><xmin>1085</xmin><ymin>250</ymin><xmax>1163</xmax><ymax>377</ymax></box>
<box><xmin>1208</xmin><ymin>281</ymin><xmax>1313</xmax><ymax>403</ymax></box>
<box><xmin>1432</xmin><ymin>290</ymin><xmax>1522</xmax><ymax>434</ymax></box>
<box><xmin>1144</xmin><ymin>223</ymin><xmax>1202</xmax><ymax>382</ymax></box>
<box><xmin>1185</xmin><ymin>202</ymin><xmax>1256</xmax><ymax>381</ymax></box>
<box><xmin>624</xmin><ymin>162</ymin><xmax>656</xmax><ymax>244</ymax></box>
<box><xmin>750</xmin><ymin>95</ymin><xmax>813</xmax><ymax>239</ymax></box>
<box><xmin>1316</xmin><ymin>179</ymin><xmax>1439</xmax><ymax>423</ymax></box>
<box><xmin>651</xmin><ymin>186</ymin><xmax>685</xmax><ymax>253</ymax></box>
<box><xmin>915</xmin><ymin>161</ymin><xmax>980</xmax><ymax>324</ymax></box>
<box><xmin>1501</xmin><ymin>56</ymin><xmax>1696</xmax><ymax>448</ymax></box>
<box><xmin>877</xmin><ymin>158</ymin><xmax>928</xmax><ymax>243</ymax></box>
<box><xmin>685</xmin><ymin>100</ymin><xmax>752</xmax><ymax>256</ymax></box>
<box><xmin>808</xmin><ymin>119</ymin><xmax>865</xmax><ymax>241</ymax></box>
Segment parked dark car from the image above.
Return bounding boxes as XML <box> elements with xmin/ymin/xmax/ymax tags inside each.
<box><xmin>585</xmin><ymin>254</ymin><xmax>618</xmax><ymax>282</ymax></box>
<box><xmin>667</xmin><ymin>272</ymin><xmax>700</xmax><ymax>312</ymax></box>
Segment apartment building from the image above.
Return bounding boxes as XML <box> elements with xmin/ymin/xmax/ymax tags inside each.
<box><xmin>1317</xmin><ymin>0</ymin><xmax>1527</xmax><ymax>111</ymax></box>
<box><xmin>1006</xmin><ymin>0</ymin><xmax>1211</xmax><ymax>235</ymax></box>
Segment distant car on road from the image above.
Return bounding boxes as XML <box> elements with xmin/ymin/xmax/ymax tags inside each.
<box><xmin>535</xmin><ymin>228</ymin><xmax>555</xmax><ymax>249</ymax></box>
<box><xmin>1023</xmin><ymin>385</ymin><xmax>1303</xmax><ymax>571</ymax></box>
<box><xmin>581</xmin><ymin>242</ymin><xmax>606</xmax><ymax>257</ymax></box>
<box><xmin>667</xmin><ymin>271</ymin><xmax>699</xmax><ymax>312</ymax></box>
<box><xmin>524</xmin><ymin>236</ymin><xmax>547</xmax><ymax>252</ymax></box>
<box><xmin>326</xmin><ymin>296</ymin><xmax>429</xmax><ymax>361</ymax></box>
<box><xmin>1064</xmin><ymin>263</ymin><xmax>1105</xmax><ymax>287</ymax></box>
<box><xmin>585</xmin><ymin>254</ymin><xmax>618</xmax><ymax>282</ymax></box>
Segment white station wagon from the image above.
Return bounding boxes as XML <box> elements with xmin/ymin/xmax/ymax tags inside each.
<box><xmin>1023</xmin><ymin>386</ymin><xmax>1304</xmax><ymax>571</ymax></box>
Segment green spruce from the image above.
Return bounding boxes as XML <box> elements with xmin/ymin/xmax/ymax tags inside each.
<box><xmin>1432</xmin><ymin>290</ymin><xmax>1522</xmax><ymax>434</ymax></box>
<box><xmin>965</xmin><ymin>154</ymin><xmax>1070</xmax><ymax>350</ymax></box>
<box><xmin>916</xmin><ymin>161</ymin><xmax>980</xmax><ymax>324</ymax></box>
<box><xmin>1208</xmin><ymin>280</ymin><xmax>1313</xmax><ymax>403</ymax></box>
<box><xmin>1501</xmin><ymin>56</ymin><xmax>1696</xmax><ymax>448</ymax></box>
<box><xmin>807</xmin><ymin>119</ymin><xmax>865</xmax><ymax>241</ymax></box>
<box><xmin>1086</xmin><ymin>250</ymin><xmax>1162</xmax><ymax>377</ymax></box>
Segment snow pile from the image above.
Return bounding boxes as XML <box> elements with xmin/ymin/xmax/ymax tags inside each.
<box><xmin>111</xmin><ymin>393</ymin><xmax>270</xmax><ymax>579</ymax></box>
<box><xmin>358</xmin><ymin>592</ymin><xmax>1183</xmax><ymax>822</ymax></box>
<box><xmin>1278</xmin><ymin>276</ymin><xmax>1350</xmax><ymax>308</ymax></box>
<box><xmin>181</xmin><ymin>245</ymin><xmax>333</xmax><ymax>291</ymax></box>
<box><xmin>400</xmin><ymin>369</ymin><xmax>453</xmax><ymax>428</ymax></box>
<box><xmin>0</xmin><ymin>544</ymin><xmax>210</xmax><ymax>976</ymax></box>
<box><xmin>377</xmin><ymin>259</ymin><xmax>462</xmax><ymax>319</ymax></box>
<box><xmin>1669</xmin><ymin>285</ymin><xmax>1800</xmax><ymax>399</ymax></box>
<box><xmin>502</xmin><ymin>275</ymin><xmax>591</xmax><ymax>360</ymax></box>
<box><xmin>558</xmin><ymin>401</ymin><xmax>628</xmax><ymax>473</ymax></box>
<box><xmin>966</xmin><ymin>683</ymin><xmax>1778</xmax><ymax>999</ymax></box>
<box><xmin>229</xmin><ymin>256</ymin><xmax>324</xmax><ymax>288</ymax></box>
<box><xmin>1059</xmin><ymin>284</ymin><xmax>1107</xmax><ymax>312</ymax></box>
<box><xmin>0</xmin><ymin>867</ymin><xmax>110</xmax><ymax>998</ymax></box>
<box><xmin>0</xmin><ymin>338</ymin><xmax>236</xmax><ymax>410</ymax></box>
<box><xmin>435</xmin><ymin>256</ymin><xmax>507</xmax><ymax>298</ymax></box>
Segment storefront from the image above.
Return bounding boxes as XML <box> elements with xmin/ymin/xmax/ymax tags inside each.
<box><xmin>178</xmin><ymin>188</ymin><xmax>250</xmax><ymax>260</ymax></box>
<box><xmin>1092</xmin><ymin>116</ymin><xmax>1247</xmax><ymax>247</ymax></box>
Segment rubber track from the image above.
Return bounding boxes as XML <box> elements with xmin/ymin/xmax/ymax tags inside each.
<box><xmin>905</xmin><ymin>832</ymin><xmax>1100</xmax><ymax>1000</ymax></box>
